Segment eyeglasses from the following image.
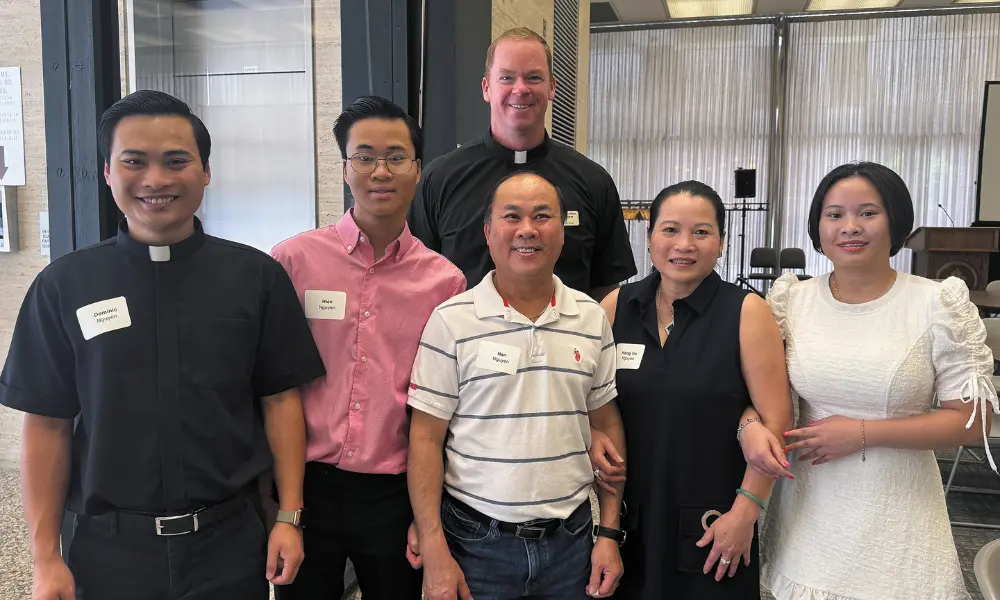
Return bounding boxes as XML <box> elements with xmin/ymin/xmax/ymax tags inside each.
<box><xmin>348</xmin><ymin>153</ymin><xmax>415</xmax><ymax>175</ymax></box>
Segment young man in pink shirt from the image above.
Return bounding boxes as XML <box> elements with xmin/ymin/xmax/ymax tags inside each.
<box><xmin>270</xmin><ymin>96</ymin><xmax>466</xmax><ymax>600</ymax></box>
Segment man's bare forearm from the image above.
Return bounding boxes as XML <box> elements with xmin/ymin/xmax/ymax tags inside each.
<box><xmin>262</xmin><ymin>389</ymin><xmax>306</xmax><ymax>510</ymax></box>
<box><xmin>21</xmin><ymin>415</ymin><xmax>72</xmax><ymax>563</ymax></box>
<box><xmin>408</xmin><ymin>432</ymin><xmax>447</xmax><ymax>544</ymax></box>
<box><xmin>589</xmin><ymin>402</ymin><xmax>627</xmax><ymax>529</ymax></box>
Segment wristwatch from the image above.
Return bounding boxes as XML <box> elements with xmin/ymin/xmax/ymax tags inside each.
<box><xmin>275</xmin><ymin>508</ymin><xmax>303</xmax><ymax>528</ymax></box>
<box><xmin>592</xmin><ymin>524</ymin><xmax>626</xmax><ymax>545</ymax></box>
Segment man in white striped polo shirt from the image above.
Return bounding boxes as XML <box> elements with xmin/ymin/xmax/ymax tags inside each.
<box><xmin>406</xmin><ymin>171</ymin><xmax>627</xmax><ymax>600</ymax></box>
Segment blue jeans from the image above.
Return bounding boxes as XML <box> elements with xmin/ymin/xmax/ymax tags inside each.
<box><xmin>442</xmin><ymin>497</ymin><xmax>594</xmax><ymax>600</ymax></box>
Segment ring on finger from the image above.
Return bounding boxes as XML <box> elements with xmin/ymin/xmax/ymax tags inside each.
<box><xmin>594</xmin><ymin>468</ymin><xmax>602</xmax><ymax>480</ymax></box>
<box><xmin>720</xmin><ymin>557</ymin><xmax>731</xmax><ymax>565</ymax></box>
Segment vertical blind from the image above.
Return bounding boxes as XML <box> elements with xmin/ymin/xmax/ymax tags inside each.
<box><xmin>590</xmin><ymin>12</ymin><xmax>1000</xmax><ymax>281</ymax></box>
<box><xmin>782</xmin><ymin>13</ymin><xmax>1000</xmax><ymax>275</ymax></box>
<box><xmin>589</xmin><ymin>25</ymin><xmax>774</xmax><ymax>283</ymax></box>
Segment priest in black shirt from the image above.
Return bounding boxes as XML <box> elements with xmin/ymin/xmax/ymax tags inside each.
<box><xmin>0</xmin><ymin>90</ymin><xmax>325</xmax><ymax>600</ymax></box>
<box><xmin>408</xmin><ymin>27</ymin><xmax>637</xmax><ymax>299</ymax></box>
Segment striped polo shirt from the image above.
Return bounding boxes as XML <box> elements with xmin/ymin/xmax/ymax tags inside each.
<box><xmin>408</xmin><ymin>272</ymin><xmax>617</xmax><ymax>522</ymax></box>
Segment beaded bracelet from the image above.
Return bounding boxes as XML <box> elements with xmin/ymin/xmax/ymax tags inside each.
<box><xmin>736</xmin><ymin>417</ymin><xmax>762</xmax><ymax>446</ymax></box>
<box><xmin>736</xmin><ymin>488</ymin><xmax>767</xmax><ymax>511</ymax></box>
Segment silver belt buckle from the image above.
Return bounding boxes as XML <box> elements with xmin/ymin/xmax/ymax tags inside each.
<box><xmin>155</xmin><ymin>512</ymin><xmax>199</xmax><ymax>536</ymax></box>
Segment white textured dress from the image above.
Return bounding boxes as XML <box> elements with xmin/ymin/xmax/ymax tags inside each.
<box><xmin>761</xmin><ymin>272</ymin><xmax>998</xmax><ymax>600</ymax></box>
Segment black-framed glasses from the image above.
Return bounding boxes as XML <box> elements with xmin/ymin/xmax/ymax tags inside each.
<box><xmin>348</xmin><ymin>153</ymin><xmax>415</xmax><ymax>175</ymax></box>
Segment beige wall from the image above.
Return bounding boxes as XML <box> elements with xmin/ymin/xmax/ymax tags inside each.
<box><xmin>314</xmin><ymin>0</ymin><xmax>345</xmax><ymax>227</ymax></box>
<box><xmin>0</xmin><ymin>0</ymin><xmax>47</xmax><ymax>466</ymax></box>
<box><xmin>491</xmin><ymin>0</ymin><xmax>590</xmax><ymax>151</ymax></box>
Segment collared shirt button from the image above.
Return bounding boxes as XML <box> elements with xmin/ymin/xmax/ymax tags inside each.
<box><xmin>347</xmin><ymin>245</ymin><xmax>353</xmax><ymax>251</ymax></box>
<box><xmin>364</xmin><ymin>311</ymin><xmax>371</xmax><ymax>318</ymax></box>
<box><xmin>354</xmin><ymin>403</ymin><xmax>361</xmax><ymax>410</ymax></box>
<box><xmin>360</xmin><ymin>235</ymin><xmax>366</xmax><ymax>243</ymax></box>
<box><xmin>369</xmin><ymin>267</ymin><xmax>375</xmax><ymax>274</ymax></box>
<box><xmin>361</xmin><ymin>356</ymin><xmax>367</xmax><ymax>363</ymax></box>
<box><xmin>347</xmin><ymin>450</ymin><xmax>354</xmax><ymax>458</ymax></box>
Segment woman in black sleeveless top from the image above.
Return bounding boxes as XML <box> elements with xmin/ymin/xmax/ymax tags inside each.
<box><xmin>596</xmin><ymin>182</ymin><xmax>793</xmax><ymax>599</ymax></box>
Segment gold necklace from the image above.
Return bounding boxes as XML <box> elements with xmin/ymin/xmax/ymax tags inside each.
<box><xmin>830</xmin><ymin>272</ymin><xmax>895</xmax><ymax>303</ymax></box>
<box><xmin>655</xmin><ymin>287</ymin><xmax>675</xmax><ymax>334</ymax></box>
<box><xmin>493</xmin><ymin>273</ymin><xmax>550</xmax><ymax>321</ymax></box>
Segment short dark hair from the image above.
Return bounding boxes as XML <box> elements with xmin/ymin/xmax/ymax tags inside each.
<box><xmin>483</xmin><ymin>170</ymin><xmax>565</xmax><ymax>225</ymax></box>
<box><xmin>333</xmin><ymin>95</ymin><xmax>423</xmax><ymax>162</ymax></box>
<box><xmin>485</xmin><ymin>27</ymin><xmax>552</xmax><ymax>80</ymax></box>
<box><xmin>807</xmin><ymin>161</ymin><xmax>914</xmax><ymax>257</ymax></box>
<box><xmin>648</xmin><ymin>181</ymin><xmax>726</xmax><ymax>238</ymax></box>
<box><xmin>99</xmin><ymin>90</ymin><xmax>211</xmax><ymax>169</ymax></box>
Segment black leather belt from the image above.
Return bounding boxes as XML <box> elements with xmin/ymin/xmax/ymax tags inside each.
<box><xmin>446</xmin><ymin>495</ymin><xmax>586</xmax><ymax>540</ymax></box>
<box><xmin>79</xmin><ymin>492</ymin><xmax>251</xmax><ymax>537</ymax></box>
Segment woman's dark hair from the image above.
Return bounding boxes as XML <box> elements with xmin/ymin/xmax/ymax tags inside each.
<box><xmin>99</xmin><ymin>90</ymin><xmax>211</xmax><ymax>169</ymax></box>
<box><xmin>648</xmin><ymin>181</ymin><xmax>726</xmax><ymax>238</ymax></box>
<box><xmin>807</xmin><ymin>161</ymin><xmax>914</xmax><ymax>257</ymax></box>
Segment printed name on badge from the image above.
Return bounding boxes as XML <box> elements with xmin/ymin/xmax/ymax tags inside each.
<box><xmin>565</xmin><ymin>210</ymin><xmax>580</xmax><ymax>227</ymax></box>
<box><xmin>475</xmin><ymin>341</ymin><xmax>521</xmax><ymax>375</ymax></box>
<box><xmin>304</xmin><ymin>290</ymin><xmax>347</xmax><ymax>320</ymax></box>
<box><xmin>616</xmin><ymin>343</ymin><xmax>645</xmax><ymax>370</ymax></box>
<box><xmin>76</xmin><ymin>297</ymin><xmax>132</xmax><ymax>341</ymax></box>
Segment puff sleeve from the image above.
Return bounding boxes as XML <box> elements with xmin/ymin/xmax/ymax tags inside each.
<box><xmin>932</xmin><ymin>277</ymin><xmax>999</xmax><ymax>472</ymax></box>
<box><xmin>766</xmin><ymin>273</ymin><xmax>800</xmax><ymax>341</ymax></box>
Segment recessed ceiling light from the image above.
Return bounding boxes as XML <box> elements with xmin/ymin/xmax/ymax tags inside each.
<box><xmin>807</xmin><ymin>0</ymin><xmax>900</xmax><ymax>10</ymax></box>
<box><xmin>665</xmin><ymin>0</ymin><xmax>753</xmax><ymax>18</ymax></box>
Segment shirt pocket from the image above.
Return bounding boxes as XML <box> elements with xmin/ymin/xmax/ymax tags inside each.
<box><xmin>178</xmin><ymin>318</ymin><xmax>259</xmax><ymax>392</ymax></box>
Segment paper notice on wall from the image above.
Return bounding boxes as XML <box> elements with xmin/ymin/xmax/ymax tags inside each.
<box><xmin>40</xmin><ymin>211</ymin><xmax>49</xmax><ymax>256</ymax></box>
<box><xmin>0</xmin><ymin>67</ymin><xmax>26</xmax><ymax>186</ymax></box>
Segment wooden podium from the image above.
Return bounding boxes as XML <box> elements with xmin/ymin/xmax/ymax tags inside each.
<box><xmin>904</xmin><ymin>227</ymin><xmax>1000</xmax><ymax>290</ymax></box>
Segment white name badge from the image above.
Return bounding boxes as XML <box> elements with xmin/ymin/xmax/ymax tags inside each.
<box><xmin>304</xmin><ymin>290</ymin><xmax>347</xmax><ymax>320</ymax></box>
<box><xmin>565</xmin><ymin>210</ymin><xmax>580</xmax><ymax>227</ymax></box>
<box><xmin>76</xmin><ymin>297</ymin><xmax>132</xmax><ymax>341</ymax></box>
<box><xmin>475</xmin><ymin>341</ymin><xmax>521</xmax><ymax>375</ymax></box>
<box><xmin>616</xmin><ymin>343</ymin><xmax>645</xmax><ymax>370</ymax></box>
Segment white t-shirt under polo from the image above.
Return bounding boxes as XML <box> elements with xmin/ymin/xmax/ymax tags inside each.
<box><xmin>408</xmin><ymin>272</ymin><xmax>618</xmax><ymax>522</ymax></box>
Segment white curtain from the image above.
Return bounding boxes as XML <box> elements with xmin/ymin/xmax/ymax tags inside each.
<box><xmin>781</xmin><ymin>13</ymin><xmax>1000</xmax><ymax>276</ymax></box>
<box><xmin>590</xmin><ymin>12</ymin><xmax>1000</xmax><ymax>281</ymax></box>
<box><xmin>589</xmin><ymin>25</ymin><xmax>775</xmax><ymax>284</ymax></box>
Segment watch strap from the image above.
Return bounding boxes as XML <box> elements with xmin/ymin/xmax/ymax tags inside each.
<box><xmin>592</xmin><ymin>524</ymin><xmax>626</xmax><ymax>545</ymax></box>
<box><xmin>275</xmin><ymin>508</ymin><xmax>303</xmax><ymax>528</ymax></box>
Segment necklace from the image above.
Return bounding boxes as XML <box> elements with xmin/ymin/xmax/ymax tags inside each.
<box><xmin>492</xmin><ymin>273</ymin><xmax>550</xmax><ymax>322</ymax></box>
<box><xmin>655</xmin><ymin>287</ymin><xmax>675</xmax><ymax>334</ymax></box>
<box><xmin>830</xmin><ymin>272</ymin><xmax>896</xmax><ymax>303</ymax></box>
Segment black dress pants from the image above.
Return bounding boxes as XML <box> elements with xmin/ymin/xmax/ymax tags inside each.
<box><xmin>274</xmin><ymin>462</ymin><xmax>422</xmax><ymax>600</ymax></box>
<box><xmin>66</xmin><ymin>497</ymin><xmax>269</xmax><ymax>600</ymax></box>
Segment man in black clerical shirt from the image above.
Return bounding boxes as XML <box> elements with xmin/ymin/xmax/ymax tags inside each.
<box><xmin>0</xmin><ymin>90</ymin><xmax>324</xmax><ymax>600</ymax></box>
<box><xmin>408</xmin><ymin>27</ymin><xmax>637</xmax><ymax>299</ymax></box>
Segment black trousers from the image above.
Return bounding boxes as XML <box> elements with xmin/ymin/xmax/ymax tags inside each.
<box><xmin>66</xmin><ymin>497</ymin><xmax>269</xmax><ymax>600</ymax></box>
<box><xmin>274</xmin><ymin>462</ymin><xmax>422</xmax><ymax>600</ymax></box>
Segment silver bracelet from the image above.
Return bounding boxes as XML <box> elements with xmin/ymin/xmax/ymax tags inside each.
<box><xmin>737</xmin><ymin>417</ymin><xmax>762</xmax><ymax>446</ymax></box>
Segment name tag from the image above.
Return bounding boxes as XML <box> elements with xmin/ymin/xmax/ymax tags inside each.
<box><xmin>565</xmin><ymin>210</ymin><xmax>580</xmax><ymax>227</ymax></box>
<box><xmin>77</xmin><ymin>297</ymin><xmax>132</xmax><ymax>341</ymax></box>
<box><xmin>476</xmin><ymin>341</ymin><xmax>521</xmax><ymax>375</ymax></box>
<box><xmin>304</xmin><ymin>290</ymin><xmax>347</xmax><ymax>320</ymax></box>
<box><xmin>616</xmin><ymin>343</ymin><xmax>645</xmax><ymax>370</ymax></box>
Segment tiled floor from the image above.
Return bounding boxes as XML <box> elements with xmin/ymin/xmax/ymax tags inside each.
<box><xmin>0</xmin><ymin>456</ymin><xmax>996</xmax><ymax>600</ymax></box>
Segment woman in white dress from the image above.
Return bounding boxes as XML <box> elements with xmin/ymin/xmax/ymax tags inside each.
<box><xmin>747</xmin><ymin>161</ymin><xmax>997</xmax><ymax>599</ymax></box>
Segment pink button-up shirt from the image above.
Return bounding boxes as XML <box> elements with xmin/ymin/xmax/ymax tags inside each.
<box><xmin>271</xmin><ymin>211</ymin><xmax>466</xmax><ymax>474</ymax></box>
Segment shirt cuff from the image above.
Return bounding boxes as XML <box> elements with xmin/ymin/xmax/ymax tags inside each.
<box><xmin>0</xmin><ymin>382</ymin><xmax>79</xmax><ymax>419</ymax></box>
